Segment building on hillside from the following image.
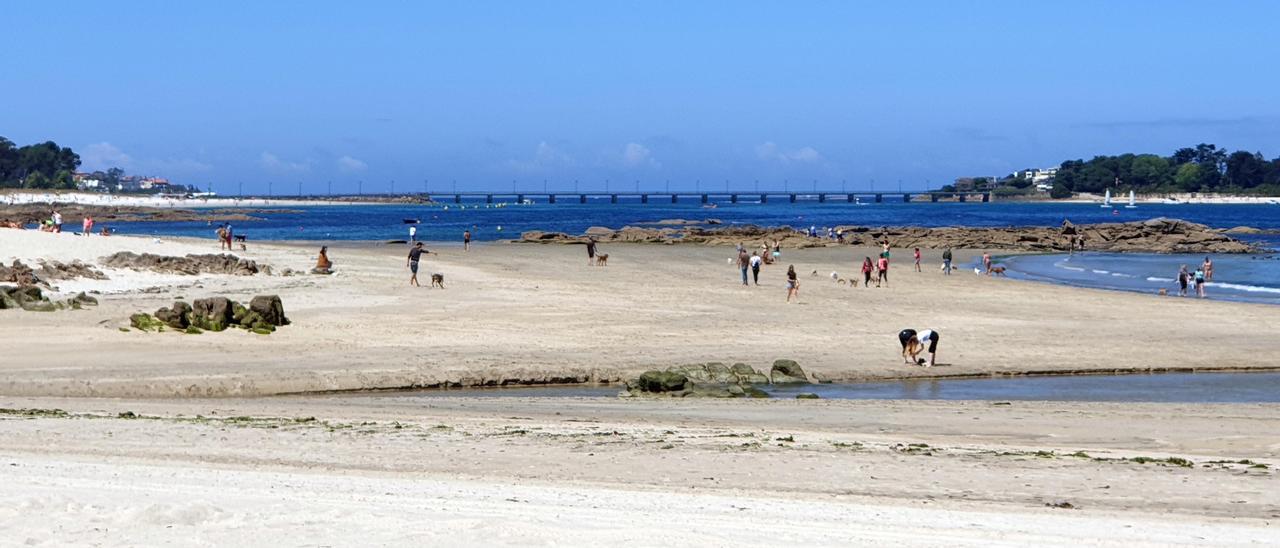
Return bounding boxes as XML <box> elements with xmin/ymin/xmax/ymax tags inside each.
<box><xmin>140</xmin><ymin>177</ymin><xmax>170</xmax><ymax>191</ymax></box>
<box><xmin>1014</xmin><ymin>167</ymin><xmax>1058</xmax><ymax>184</ymax></box>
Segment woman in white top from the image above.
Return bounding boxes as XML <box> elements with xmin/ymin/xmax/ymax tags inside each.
<box><xmin>898</xmin><ymin>328</ymin><xmax>940</xmax><ymax>367</ymax></box>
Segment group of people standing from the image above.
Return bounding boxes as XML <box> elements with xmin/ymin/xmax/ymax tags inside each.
<box><xmin>1177</xmin><ymin>257</ymin><xmax>1214</xmax><ymax>298</ymax></box>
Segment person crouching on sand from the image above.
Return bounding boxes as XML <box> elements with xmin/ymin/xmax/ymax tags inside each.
<box><xmin>313</xmin><ymin>246</ymin><xmax>333</xmax><ymax>275</ymax></box>
<box><xmin>899</xmin><ymin>328</ymin><xmax>939</xmax><ymax>367</ymax></box>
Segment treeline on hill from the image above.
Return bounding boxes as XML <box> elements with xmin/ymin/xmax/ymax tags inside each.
<box><xmin>0</xmin><ymin>136</ymin><xmax>82</xmax><ymax>189</ymax></box>
<box><xmin>1051</xmin><ymin>144</ymin><xmax>1280</xmax><ymax>198</ymax></box>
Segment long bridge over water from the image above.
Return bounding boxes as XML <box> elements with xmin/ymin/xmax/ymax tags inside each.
<box><xmin>421</xmin><ymin>190</ymin><xmax>990</xmax><ymax>204</ymax></box>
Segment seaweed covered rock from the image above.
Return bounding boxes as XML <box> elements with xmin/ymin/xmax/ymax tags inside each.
<box><xmin>190</xmin><ymin>297</ymin><xmax>234</xmax><ymax>331</ymax></box>
<box><xmin>130</xmin><ymin>313</ymin><xmax>166</xmax><ymax>331</ymax></box>
<box><xmin>637</xmin><ymin>370</ymin><xmax>689</xmax><ymax>393</ymax></box>
<box><xmin>625</xmin><ymin>362</ymin><xmax>779</xmax><ymax>398</ymax></box>
<box><xmin>0</xmin><ymin>285</ymin><xmax>56</xmax><ymax>311</ymax></box>
<box><xmin>770</xmin><ymin>359</ymin><xmax>810</xmax><ymax>384</ymax></box>
<box><xmin>154</xmin><ymin>301</ymin><xmax>192</xmax><ymax>329</ymax></box>
<box><xmin>249</xmin><ymin>295</ymin><xmax>289</xmax><ymax>327</ymax></box>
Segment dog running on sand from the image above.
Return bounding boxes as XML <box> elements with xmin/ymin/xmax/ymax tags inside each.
<box><xmin>430</xmin><ymin>273</ymin><xmax>445</xmax><ymax>288</ymax></box>
<box><xmin>595</xmin><ymin>253</ymin><xmax>609</xmax><ymax>266</ymax></box>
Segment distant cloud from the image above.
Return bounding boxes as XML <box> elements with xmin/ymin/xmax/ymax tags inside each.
<box><xmin>506</xmin><ymin>141</ymin><xmax>574</xmax><ymax>173</ymax></box>
<box><xmin>81</xmin><ymin>142</ymin><xmax>134</xmax><ymax>170</ymax></box>
<box><xmin>755</xmin><ymin>142</ymin><xmax>823</xmax><ymax>164</ymax></box>
<box><xmin>81</xmin><ymin>142</ymin><xmax>211</xmax><ymax>176</ymax></box>
<box><xmin>337</xmin><ymin>155</ymin><xmax>368</xmax><ymax>173</ymax></box>
<box><xmin>620</xmin><ymin>142</ymin><xmax>659</xmax><ymax>168</ymax></box>
<box><xmin>260</xmin><ymin>151</ymin><xmax>311</xmax><ymax>173</ymax></box>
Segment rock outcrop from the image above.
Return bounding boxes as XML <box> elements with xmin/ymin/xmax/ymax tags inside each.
<box><xmin>0</xmin><ymin>286</ymin><xmax>97</xmax><ymax>312</ymax></box>
<box><xmin>100</xmin><ymin>252</ymin><xmax>269</xmax><ymax>276</ymax></box>
<box><xmin>623</xmin><ymin>360</ymin><xmax>811</xmax><ymax>398</ymax></box>
<box><xmin>520</xmin><ymin>218</ymin><xmax>1256</xmax><ymax>254</ymax></box>
<box><xmin>128</xmin><ymin>295</ymin><xmax>289</xmax><ymax>334</ymax></box>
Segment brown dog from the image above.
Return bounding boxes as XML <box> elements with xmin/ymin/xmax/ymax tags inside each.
<box><xmin>990</xmin><ymin>265</ymin><xmax>1007</xmax><ymax>276</ymax></box>
<box><xmin>431</xmin><ymin>273</ymin><xmax>445</xmax><ymax>288</ymax></box>
<box><xmin>1158</xmin><ymin>288</ymin><xmax>1168</xmax><ymax>296</ymax></box>
<box><xmin>596</xmin><ymin>253</ymin><xmax>609</xmax><ymax>266</ymax></box>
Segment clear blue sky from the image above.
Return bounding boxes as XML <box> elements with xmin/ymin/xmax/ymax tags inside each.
<box><xmin>4</xmin><ymin>1</ymin><xmax>1278</xmax><ymax>193</ymax></box>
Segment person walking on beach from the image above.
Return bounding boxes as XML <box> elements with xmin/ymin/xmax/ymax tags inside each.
<box><xmin>861</xmin><ymin>257</ymin><xmax>874</xmax><ymax>288</ymax></box>
<box><xmin>1203</xmin><ymin>257</ymin><xmax>1214</xmax><ymax>282</ymax></box>
<box><xmin>786</xmin><ymin>265</ymin><xmax>799</xmax><ymax>303</ymax></box>
<box><xmin>408</xmin><ymin>225</ymin><xmax>417</xmax><ymax>243</ymax></box>
<box><xmin>586</xmin><ymin>237</ymin><xmax>598</xmax><ymax>266</ymax></box>
<box><xmin>1194</xmin><ymin>266</ymin><xmax>1207</xmax><ymax>298</ymax></box>
<box><xmin>749</xmin><ymin>251</ymin><xmax>762</xmax><ymax>285</ymax></box>
<box><xmin>216</xmin><ymin>224</ymin><xmax>228</xmax><ymax>250</ymax></box>
<box><xmin>877</xmin><ymin>255</ymin><xmax>890</xmax><ymax>287</ymax></box>
<box><xmin>772</xmin><ymin>240</ymin><xmax>781</xmax><ymax>262</ymax></box>
<box><xmin>898</xmin><ymin>328</ymin><xmax>940</xmax><ymax>367</ymax></box>
<box><xmin>407</xmin><ymin>242</ymin><xmax>430</xmax><ymax>286</ymax></box>
<box><xmin>738</xmin><ymin>248</ymin><xmax>750</xmax><ymax>286</ymax></box>
<box><xmin>463</xmin><ymin>229</ymin><xmax>472</xmax><ymax>251</ymax></box>
<box><xmin>1177</xmin><ymin>265</ymin><xmax>1190</xmax><ymax>297</ymax></box>
<box><xmin>225</xmin><ymin>223</ymin><xmax>234</xmax><ymax>249</ymax></box>
<box><xmin>52</xmin><ymin>210</ymin><xmax>62</xmax><ymax>233</ymax></box>
<box><xmin>913</xmin><ymin>248</ymin><xmax>922</xmax><ymax>272</ymax></box>
<box><xmin>942</xmin><ymin>247</ymin><xmax>953</xmax><ymax>275</ymax></box>
<box><xmin>982</xmin><ymin>251</ymin><xmax>993</xmax><ymax>275</ymax></box>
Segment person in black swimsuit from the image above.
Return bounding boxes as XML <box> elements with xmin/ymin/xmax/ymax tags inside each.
<box><xmin>586</xmin><ymin>237</ymin><xmax>597</xmax><ymax>266</ymax></box>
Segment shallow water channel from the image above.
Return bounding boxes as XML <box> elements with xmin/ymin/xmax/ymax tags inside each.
<box><xmin>370</xmin><ymin>371</ymin><xmax>1280</xmax><ymax>403</ymax></box>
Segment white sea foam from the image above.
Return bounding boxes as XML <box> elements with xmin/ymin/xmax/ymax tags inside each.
<box><xmin>1091</xmin><ymin>269</ymin><xmax>1110</xmax><ymax>275</ymax></box>
<box><xmin>1111</xmin><ymin>272</ymin><xmax>1134</xmax><ymax>278</ymax></box>
<box><xmin>1054</xmin><ymin>263</ymin><xmax>1086</xmax><ymax>272</ymax></box>
<box><xmin>1147</xmin><ymin>277</ymin><xmax>1175</xmax><ymax>283</ymax></box>
<box><xmin>1206</xmin><ymin>282</ymin><xmax>1280</xmax><ymax>294</ymax></box>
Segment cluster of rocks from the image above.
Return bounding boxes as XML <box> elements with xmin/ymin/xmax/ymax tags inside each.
<box><xmin>0</xmin><ymin>285</ymin><xmax>97</xmax><ymax>312</ymax></box>
<box><xmin>101</xmin><ymin>252</ymin><xmax>270</xmax><ymax>276</ymax></box>
<box><xmin>521</xmin><ymin>218</ymin><xmax>1256</xmax><ymax>254</ymax></box>
<box><xmin>622</xmin><ymin>359</ymin><xmax>815</xmax><ymax>398</ymax></box>
<box><xmin>130</xmin><ymin>294</ymin><xmax>289</xmax><ymax>334</ymax></box>
<box><xmin>0</xmin><ymin>203</ymin><xmax>300</xmax><ymax>224</ymax></box>
<box><xmin>0</xmin><ymin>259</ymin><xmax>109</xmax><ymax>288</ymax></box>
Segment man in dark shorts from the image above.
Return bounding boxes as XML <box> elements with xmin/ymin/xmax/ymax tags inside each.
<box><xmin>898</xmin><ymin>328</ymin><xmax>940</xmax><ymax>367</ymax></box>
<box><xmin>407</xmin><ymin>242</ymin><xmax>428</xmax><ymax>286</ymax></box>
<box><xmin>463</xmin><ymin>230</ymin><xmax>472</xmax><ymax>252</ymax></box>
<box><xmin>586</xmin><ymin>237</ymin><xmax>597</xmax><ymax>266</ymax></box>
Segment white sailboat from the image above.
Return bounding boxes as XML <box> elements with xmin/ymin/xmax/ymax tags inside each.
<box><xmin>1125</xmin><ymin>190</ymin><xmax>1137</xmax><ymax>209</ymax></box>
<box><xmin>1100</xmin><ymin>188</ymin><xmax>1112</xmax><ymax>208</ymax></box>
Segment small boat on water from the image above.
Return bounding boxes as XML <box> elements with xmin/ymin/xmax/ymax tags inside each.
<box><xmin>1100</xmin><ymin>189</ymin><xmax>1112</xmax><ymax>208</ymax></box>
<box><xmin>402</xmin><ymin>218</ymin><xmax>421</xmax><ymax>224</ymax></box>
<box><xmin>1125</xmin><ymin>190</ymin><xmax>1138</xmax><ymax>209</ymax></box>
<box><xmin>702</xmin><ymin>203</ymin><xmax>718</xmax><ymax>209</ymax></box>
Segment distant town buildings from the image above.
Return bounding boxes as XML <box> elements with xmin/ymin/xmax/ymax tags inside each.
<box><xmin>1014</xmin><ymin>167</ymin><xmax>1058</xmax><ymax>184</ymax></box>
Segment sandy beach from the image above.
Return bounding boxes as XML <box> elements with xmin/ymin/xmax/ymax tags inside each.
<box><xmin>2</xmin><ymin>228</ymin><xmax>1278</xmax><ymax>545</ymax></box>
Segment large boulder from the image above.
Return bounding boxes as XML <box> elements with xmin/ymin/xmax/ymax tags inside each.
<box><xmin>770</xmin><ymin>359</ymin><xmax>810</xmax><ymax>384</ymax></box>
<box><xmin>154</xmin><ymin>301</ymin><xmax>192</xmax><ymax>329</ymax></box>
<box><xmin>249</xmin><ymin>295</ymin><xmax>289</xmax><ymax>326</ymax></box>
<box><xmin>190</xmin><ymin>297</ymin><xmax>234</xmax><ymax>331</ymax></box>
<box><xmin>731</xmin><ymin>362</ymin><xmax>771</xmax><ymax>384</ymax></box>
<box><xmin>636</xmin><ymin>370</ymin><xmax>689</xmax><ymax>393</ymax></box>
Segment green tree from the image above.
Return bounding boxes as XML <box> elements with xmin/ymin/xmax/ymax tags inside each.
<box><xmin>1050</xmin><ymin>181</ymin><xmax>1072</xmax><ymax>199</ymax></box>
<box><xmin>1128</xmin><ymin>155</ymin><xmax>1170</xmax><ymax>188</ymax></box>
<box><xmin>23</xmin><ymin>171</ymin><xmax>51</xmax><ymax>189</ymax></box>
<box><xmin>1174</xmin><ymin>162</ymin><xmax>1201</xmax><ymax>192</ymax></box>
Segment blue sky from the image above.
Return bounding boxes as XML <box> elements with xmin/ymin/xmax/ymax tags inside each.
<box><xmin>4</xmin><ymin>1</ymin><xmax>1278</xmax><ymax>193</ymax></box>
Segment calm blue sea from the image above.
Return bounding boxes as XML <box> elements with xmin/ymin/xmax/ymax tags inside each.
<box><xmin>104</xmin><ymin>200</ymin><xmax>1280</xmax><ymax>304</ymax></box>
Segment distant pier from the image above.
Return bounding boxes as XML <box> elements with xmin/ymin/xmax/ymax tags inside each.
<box><xmin>423</xmin><ymin>191</ymin><xmax>990</xmax><ymax>204</ymax></box>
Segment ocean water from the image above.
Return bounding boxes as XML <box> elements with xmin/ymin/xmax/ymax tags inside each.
<box><xmin>998</xmin><ymin>252</ymin><xmax>1280</xmax><ymax>305</ymax></box>
<box><xmin>103</xmin><ymin>201</ymin><xmax>1280</xmax><ymax>244</ymax></box>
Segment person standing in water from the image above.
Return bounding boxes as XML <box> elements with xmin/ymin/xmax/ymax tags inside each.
<box><xmin>463</xmin><ymin>229</ymin><xmax>472</xmax><ymax>251</ymax></box>
<box><xmin>1203</xmin><ymin>257</ymin><xmax>1214</xmax><ymax>282</ymax></box>
<box><xmin>1194</xmin><ymin>266</ymin><xmax>1207</xmax><ymax>298</ymax></box>
<box><xmin>786</xmin><ymin>265</ymin><xmax>799</xmax><ymax>302</ymax></box>
<box><xmin>409</xmin><ymin>225</ymin><xmax>417</xmax><ymax>243</ymax></box>
<box><xmin>749</xmin><ymin>251</ymin><xmax>762</xmax><ymax>285</ymax></box>
<box><xmin>913</xmin><ymin>248</ymin><xmax>922</xmax><ymax>272</ymax></box>
<box><xmin>942</xmin><ymin>247</ymin><xmax>953</xmax><ymax>275</ymax></box>
<box><xmin>1177</xmin><ymin>265</ymin><xmax>1190</xmax><ymax>297</ymax></box>
<box><xmin>982</xmin><ymin>251</ymin><xmax>993</xmax><ymax>275</ymax></box>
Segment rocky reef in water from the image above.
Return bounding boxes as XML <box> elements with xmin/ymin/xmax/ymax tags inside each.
<box><xmin>521</xmin><ymin>218</ymin><xmax>1257</xmax><ymax>254</ymax></box>
<box><xmin>621</xmin><ymin>359</ymin><xmax>819</xmax><ymax>398</ymax></box>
